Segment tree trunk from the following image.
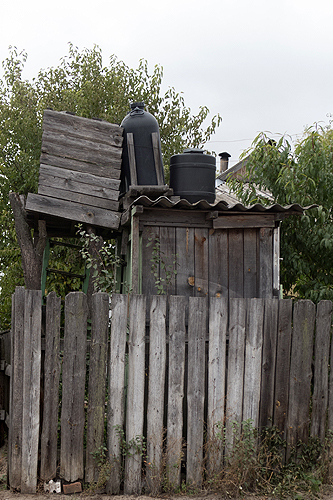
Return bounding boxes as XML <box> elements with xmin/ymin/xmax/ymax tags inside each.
<box><xmin>9</xmin><ymin>192</ymin><xmax>47</xmax><ymax>290</ymax></box>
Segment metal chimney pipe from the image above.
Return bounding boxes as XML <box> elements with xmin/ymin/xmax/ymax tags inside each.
<box><xmin>218</xmin><ymin>152</ymin><xmax>231</xmax><ymax>173</ymax></box>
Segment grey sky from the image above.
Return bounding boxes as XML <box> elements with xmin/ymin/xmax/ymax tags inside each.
<box><xmin>1</xmin><ymin>0</ymin><xmax>333</xmax><ymax>166</ymax></box>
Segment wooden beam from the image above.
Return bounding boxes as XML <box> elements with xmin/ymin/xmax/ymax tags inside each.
<box><xmin>38</xmin><ymin>185</ymin><xmax>119</xmax><ymax>212</ymax></box>
<box><xmin>26</xmin><ymin>193</ymin><xmax>121</xmax><ymax>230</ymax></box>
<box><xmin>213</xmin><ymin>214</ymin><xmax>275</xmax><ymax>229</ymax></box>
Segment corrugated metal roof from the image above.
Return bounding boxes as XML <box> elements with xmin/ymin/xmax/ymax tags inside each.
<box><xmin>129</xmin><ymin>195</ymin><xmax>316</xmax><ymax>214</ymax></box>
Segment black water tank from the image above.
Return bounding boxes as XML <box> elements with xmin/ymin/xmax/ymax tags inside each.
<box><xmin>120</xmin><ymin>102</ymin><xmax>164</xmax><ymax>193</ymax></box>
<box><xmin>169</xmin><ymin>148</ymin><xmax>216</xmax><ymax>203</ymax></box>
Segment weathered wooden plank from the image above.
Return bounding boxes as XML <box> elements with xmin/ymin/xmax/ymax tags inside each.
<box><xmin>60</xmin><ymin>293</ymin><xmax>88</xmax><ymax>482</ymax></box>
<box><xmin>43</xmin><ymin>109</ymin><xmax>123</xmax><ymax>137</ymax></box>
<box><xmin>243</xmin><ymin>299</ymin><xmax>264</xmax><ymax>428</ymax></box>
<box><xmin>259</xmin><ymin>299</ymin><xmax>278</xmax><ymax>428</ymax></box>
<box><xmin>141</xmin><ymin>226</ymin><xmax>160</xmax><ymax>296</ymax></box>
<box><xmin>26</xmin><ymin>193</ymin><xmax>121</xmax><ymax>230</ymax></box>
<box><xmin>40</xmin><ymin>164</ymin><xmax>121</xmax><ymax>192</ymax></box>
<box><xmin>85</xmin><ymin>293</ymin><xmax>109</xmax><ymax>483</ymax></box>
<box><xmin>207</xmin><ymin>297</ymin><xmax>227</xmax><ymax>474</ymax></box>
<box><xmin>127</xmin><ymin>133</ymin><xmax>138</xmax><ymax>185</ymax></box>
<box><xmin>273</xmin><ymin>299</ymin><xmax>292</xmax><ymax>437</ymax></box>
<box><xmin>107</xmin><ymin>294</ymin><xmax>128</xmax><ymax>495</ymax></box>
<box><xmin>167</xmin><ymin>295</ymin><xmax>186</xmax><ymax>488</ymax></box>
<box><xmin>208</xmin><ymin>229</ymin><xmax>228</xmax><ymax>298</ymax></box>
<box><xmin>194</xmin><ymin>228</ymin><xmax>209</xmax><ymax>297</ymax></box>
<box><xmin>159</xmin><ymin>227</ymin><xmax>176</xmax><ymax>295</ymax></box>
<box><xmin>175</xmin><ymin>227</ymin><xmax>194</xmax><ymax>298</ymax></box>
<box><xmin>124</xmin><ymin>295</ymin><xmax>146</xmax><ymax>495</ymax></box>
<box><xmin>21</xmin><ymin>290</ymin><xmax>42</xmax><ymax>494</ymax></box>
<box><xmin>38</xmin><ymin>185</ymin><xmax>119</xmax><ymax>211</ymax></box>
<box><xmin>273</xmin><ymin>227</ymin><xmax>280</xmax><ymax>295</ymax></box>
<box><xmin>146</xmin><ymin>296</ymin><xmax>167</xmax><ymax>493</ymax></box>
<box><xmin>139</xmin><ymin>209</ymin><xmax>211</xmax><ymax>228</ymax></box>
<box><xmin>228</xmin><ymin>229</ymin><xmax>244</xmax><ymax>298</ymax></box>
<box><xmin>213</xmin><ymin>214</ymin><xmax>276</xmax><ymax>229</ymax></box>
<box><xmin>258</xmin><ymin>227</ymin><xmax>273</xmax><ymax>298</ymax></box>
<box><xmin>8</xmin><ymin>287</ymin><xmax>25</xmax><ymax>489</ymax></box>
<box><xmin>243</xmin><ymin>229</ymin><xmax>257</xmax><ymax>298</ymax></box>
<box><xmin>187</xmin><ymin>297</ymin><xmax>206</xmax><ymax>487</ymax></box>
<box><xmin>40</xmin><ymin>152</ymin><xmax>122</xmax><ymax>178</ymax></box>
<box><xmin>130</xmin><ymin>212</ymin><xmax>140</xmax><ymax>294</ymax></box>
<box><xmin>40</xmin><ymin>292</ymin><xmax>61</xmax><ymax>482</ymax></box>
<box><xmin>151</xmin><ymin>132</ymin><xmax>164</xmax><ymax>186</ymax></box>
<box><xmin>42</xmin><ymin>130</ymin><xmax>122</xmax><ymax>162</ymax></box>
<box><xmin>42</xmin><ymin>109</ymin><xmax>123</xmax><ymax>145</ymax></box>
<box><xmin>311</xmin><ymin>300</ymin><xmax>332</xmax><ymax>440</ymax></box>
<box><xmin>225</xmin><ymin>298</ymin><xmax>246</xmax><ymax>453</ymax></box>
<box><xmin>287</xmin><ymin>300</ymin><xmax>315</xmax><ymax>452</ymax></box>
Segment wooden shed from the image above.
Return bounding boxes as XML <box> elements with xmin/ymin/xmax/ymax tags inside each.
<box><xmin>119</xmin><ymin>197</ymin><xmax>305</xmax><ymax>300</ymax></box>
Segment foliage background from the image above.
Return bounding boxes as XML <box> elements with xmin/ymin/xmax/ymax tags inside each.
<box><xmin>0</xmin><ymin>44</ymin><xmax>221</xmax><ymax>328</ymax></box>
<box><xmin>228</xmin><ymin>125</ymin><xmax>333</xmax><ymax>302</ymax></box>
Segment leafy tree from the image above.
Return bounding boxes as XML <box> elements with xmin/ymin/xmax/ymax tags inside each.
<box><xmin>228</xmin><ymin>126</ymin><xmax>333</xmax><ymax>302</ymax></box>
<box><xmin>0</xmin><ymin>44</ymin><xmax>222</xmax><ymax>328</ymax></box>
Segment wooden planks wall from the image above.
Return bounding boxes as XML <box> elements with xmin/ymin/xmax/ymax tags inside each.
<box><xmin>26</xmin><ymin>109</ymin><xmax>123</xmax><ymax>230</ymax></box>
<box><xmin>137</xmin><ymin>223</ymin><xmax>278</xmax><ymax>300</ymax></box>
<box><xmin>8</xmin><ymin>291</ymin><xmax>333</xmax><ymax>493</ymax></box>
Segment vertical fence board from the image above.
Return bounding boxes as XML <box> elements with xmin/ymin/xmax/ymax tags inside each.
<box><xmin>243</xmin><ymin>299</ymin><xmax>264</xmax><ymax>428</ymax></box>
<box><xmin>287</xmin><ymin>300</ymin><xmax>315</xmax><ymax>453</ymax></box>
<box><xmin>208</xmin><ymin>229</ymin><xmax>228</xmax><ymax>298</ymax></box>
<box><xmin>259</xmin><ymin>299</ymin><xmax>278</xmax><ymax>428</ymax></box>
<box><xmin>60</xmin><ymin>292</ymin><xmax>88</xmax><ymax>482</ymax></box>
<box><xmin>146</xmin><ymin>296</ymin><xmax>167</xmax><ymax>493</ymax></box>
<box><xmin>175</xmin><ymin>227</ymin><xmax>194</xmax><ymax>299</ymax></box>
<box><xmin>8</xmin><ymin>287</ymin><xmax>25</xmax><ymax>489</ymax></box>
<box><xmin>273</xmin><ymin>299</ymin><xmax>292</xmax><ymax>437</ymax></box>
<box><xmin>243</xmin><ymin>229</ymin><xmax>258</xmax><ymax>298</ymax></box>
<box><xmin>311</xmin><ymin>300</ymin><xmax>332</xmax><ymax>440</ymax></box>
<box><xmin>167</xmin><ymin>295</ymin><xmax>186</xmax><ymax>488</ymax></box>
<box><xmin>107</xmin><ymin>294</ymin><xmax>128</xmax><ymax>494</ymax></box>
<box><xmin>187</xmin><ymin>297</ymin><xmax>206</xmax><ymax>487</ymax></box>
<box><xmin>21</xmin><ymin>290</ymin><xmax>42</xmax><ymax>493</ymax></box>
<box><xmin>124</xmin><ymin>295</ymin><xmax>146</xmax><ymax>494</ymax></box>
<box><xmin>207</xmin><ymin>297</ymin><xmax>227</xmax><ymax>474</ymax></box>
<box><xmin>258</xmin><ymin>227</ymin><xmax>273</xmax><ymax>298</ymax></box>
<box><xmin>225</xmin><ymin>298</ymin><xmax>246</xmax><ymax>452</ymax></box>
<box><xmin>40</xmin><ymin>292</ymin><xmax>61</xmax><ymax>482</ymax></box>
<box><xmin>229</xmin><ymin>230</ymin><xmax>244</xmax><ymax>298</ymax></box>
<box><xmin>159</xmin><ymin>228</ymin><xmax>176</xmax><ymax>295</ymax></box>
<box><xmin>85</xmin><ymin>293</ymin><xmax>109</xmax><ymax>482</ymax></box>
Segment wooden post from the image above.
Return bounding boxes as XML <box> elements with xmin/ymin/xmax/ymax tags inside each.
<box><xmin>107</xmin><ymin>294</ymin><xmax>128</xmax><ymax>494</ymax></box>
<box><xmin>167</xmin><ymin>295</ymin><xmax>186</xmax><ymax>488</ymax></box>
<box><xmin>225</xmin><ymin>298</ymin><xmax>246</xmax><ymax>453</ymax></box>
<box><xmin>8</xmin><ymin>287</ymin><xmax>25</xmax><ymax>489</ymax></box>
<box><xmin>146</xmin><ymin>295</ymin><xmax>167</xmax><ymax>494</ymax></box>
<box><xmin>124</xmin><ymin>295</ymin><xmax>146</xmax><ymax>494</ymax></box>
<box><xmin>273</xmin><ymin>299</ymin><xmax>292</xmax><ymax>439</ymax></box>
<box><xmin>21</xmin><ymin>290</ymin><xmax>42</xmax><ymax>494</ymax></box>
<box><xmin>85</xmin><ymin>293</ymin><xmax>109</xmax><ymax>483</ymax></box>
<box><xmin>311</xmin><ymin>300</ymin><xmax>332</xmax><ymax>440</ymax></box>
<box><xmin>207</xmin><ymin>297</ymin><xmax>227</xmax><ymax>475</ymax></box>
<box><xmin>60</xmin><ymin>292</ymin><xmax>88</xmax><ymax>482</ymax></box>
<box><xmin>287</xmin><ymin>300</ymin><xmax>315</xmax><ymax>457</ymax></box>
<box><xmin>40</xmin><ymin>292</ymin><xmax>61</xmax><ymax>482</ymax></box>
<box><xmin>187</xmin><ymin>297</ymin><xmax>206</xmax><ymax>488</ymax></box>
<box><xmin>259</xmin><ymin>299</ymin><xmax>278</xmax><ymax>428</ymax></box>
<box><xmin>243</xmin><ymin>298</ymin><xmax>264</xmax><ymax>428</ymax></box>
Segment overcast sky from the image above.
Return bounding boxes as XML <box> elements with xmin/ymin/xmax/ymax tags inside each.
<box><xmin>1</xmin><ymin>0</ymin><xmax>333</xmax><ymax>166</ymax></box>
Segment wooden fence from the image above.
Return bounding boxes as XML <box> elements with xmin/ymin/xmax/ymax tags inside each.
<box><xmin>6</xmin><ymin>288</ymin><xmax>333</xmax><ymax>493</ymax></box>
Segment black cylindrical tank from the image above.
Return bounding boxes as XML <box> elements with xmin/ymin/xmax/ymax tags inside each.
<box><xmin>120</xmin><ymin>102</ymin><xmax>164</xmax><ymax>194</ymax></box>
<box><xmin>169</xmin><ymin>148</ymin><xmax>216</xmax><ymax>203</ymax></box>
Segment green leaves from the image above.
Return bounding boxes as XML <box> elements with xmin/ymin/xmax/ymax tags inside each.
<box><xmin>228</xmin><ymin>126</ymin><xmax>333</xmax><ymax>301</ymax></box>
